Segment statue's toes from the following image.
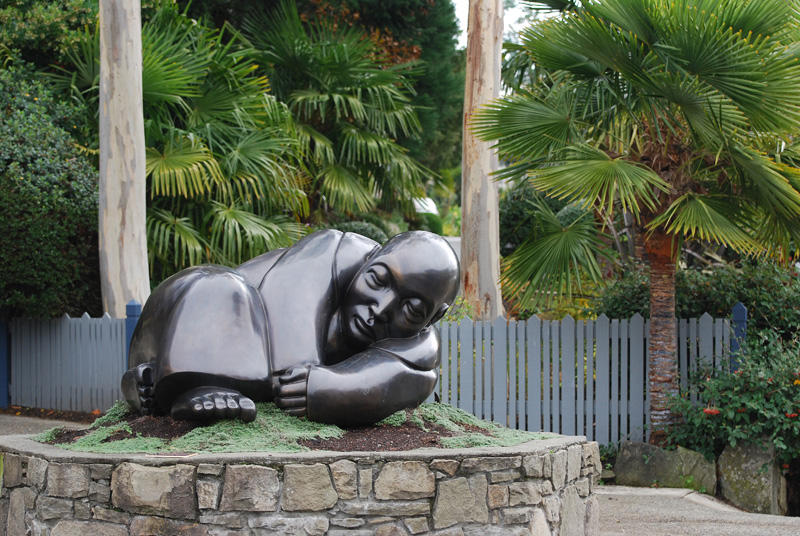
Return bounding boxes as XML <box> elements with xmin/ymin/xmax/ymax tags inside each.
<box><xmin>237</xmin><ymin>396</ymin><xmax>257</xmax><ymax>422</ymax></box>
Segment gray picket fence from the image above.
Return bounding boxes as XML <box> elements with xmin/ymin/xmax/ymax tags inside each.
<box><xmin>7</xmin><ymin>311</ymin><xmax>733</xmax><ymax>441</ymax></box>
<box><xmin>9</xmin><ymin>314</ymin><xmax>126</xmax><ymax>413</ymax></box>
<box><xmin>427</xmin><ymin>313</ymin><xmax>731</xmax><ymax>445</ymax></box>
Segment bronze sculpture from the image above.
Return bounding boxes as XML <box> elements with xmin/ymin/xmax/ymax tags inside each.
<box><xmin>121</xmin><ymin>229</ymin><xmax>460</xmax><ymax>427</ymax></box>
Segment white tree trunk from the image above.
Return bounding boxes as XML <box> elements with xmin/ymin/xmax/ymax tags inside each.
<box><xmin>461</xmin><ymin>0</ymin><xmax>504</xmax><ymax>320</ymax></box>
<box><xmin>98</xmin><ymin>0</ymin><xmax>150</xmax><ymax>317</ymax></box>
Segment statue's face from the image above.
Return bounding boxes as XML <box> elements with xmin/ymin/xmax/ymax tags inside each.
<box><xmin>341</xmin><ymin>232</ymin><xmax>459</xmax><ymax>346</ymax></box>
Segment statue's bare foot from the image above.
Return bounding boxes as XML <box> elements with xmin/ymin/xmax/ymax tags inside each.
<box><xmin>170</xmin><ymin>387</ymin><xmax>257</xmax><ymax>423</ymax></box>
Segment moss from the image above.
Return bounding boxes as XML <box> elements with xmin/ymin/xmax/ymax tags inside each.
<box><xmin>414</xmin><ymin>403</ymin><xmax>489</xmax><ymax>432</ymax></box>
<box><xmin>377</xmin><ymin>410</ymin><xmax>408</xmax><ymax>427</ymax></box>
<box><xmin>90</xmin><ymin>400</ymin><xmax>131</xmax><ymax>429</ymax></box>
<box><xmin>169</xmin><ymin>403</ymin><xmax>344</xmax><ymax>453</ymax></box>
<box><xmin>41</xmin><ymin>401</ymin><xmax>551</xmax><ymax>454</ymax></box>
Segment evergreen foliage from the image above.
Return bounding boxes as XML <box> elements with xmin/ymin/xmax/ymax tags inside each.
<box><xmin>594</xmin><ymin>263</ymin><xmax>800</xmax><ymax>339</ymax></box>
<box><xmin>0</xmin><ymin>65</ymin><xmax>101</xmax><ymax>319</ymax></box>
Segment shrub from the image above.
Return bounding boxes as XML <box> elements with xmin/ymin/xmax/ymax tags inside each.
<box><xmin>0</xmin><ymin>0</ymin><xmax>97</xmax><ymax>66</ymax></box>
<box><xmin>411</xmin><ymin>212</ymin><xmax>444</xmax><ymax>235</ymax></box>
<box><xmin>0</xmin><ymin>66</ymin><xmax>101</xmax><ymax>319</ymax></box>
<box><xmin>668</xmin><ymin>330</ymin><xmax>800</xmax><ymax>464</ymax></box>
<box><xmin>593</xmin><ymin>263</ymin><xmax>800</xmax><ymax>337</ymax></box>
<box><xmin>330</xmin><ymin>221</ymin><xmax>388</xmax><ymax>244</ymax></box>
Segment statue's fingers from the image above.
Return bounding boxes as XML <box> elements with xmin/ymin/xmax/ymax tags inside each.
<box><xmin>278</xmin><ymin>382</ymin><xmax>306</xmax><ymax>398</ymax></box>
<box><xmin>279</xmin><ymin>367</ymin><xmax>308</xmax><ymax>383</ymax></box>
<box><xmin>138</xmin><ymin>385</ymin><xmax>153</xmax><ymax>397</ymax></box>
<box><xmin>140</xmin><ymin>397</ymin><xmax>154</xmax><ymax>408</ymax></box>
<box><xmin>284</xmin><ymin>407</ymin><xmax>306</xmax><ymax>417</ymax></box>
<box><xmin>135</xmin><ymin>363</ymin><xmax>154</xmax><ymax>385</ymax></box>
<box><xmin>276</xmin><ymin>396</ymin><xmax>306</xmax><ymax>409</ymax></box>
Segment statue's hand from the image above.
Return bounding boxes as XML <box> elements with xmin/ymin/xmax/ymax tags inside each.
<box><xmin>134</xmin><ymin>363</ymin><xmax>155</xmax><ymax>416</ymax></box>
<box><xmin>275</xmin><ymin>366</ymin><xmax>309</xmax><ymax>417</ymax></box>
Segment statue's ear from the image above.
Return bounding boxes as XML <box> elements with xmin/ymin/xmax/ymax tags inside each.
<box><xmin>428</xmin><ymin>303</ymin><xmax>449</xmax><ymax>325</ymax></box>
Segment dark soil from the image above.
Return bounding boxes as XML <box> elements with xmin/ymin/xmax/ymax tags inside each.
<box><xmin>0</xmin><ymin>405</ymin><xmax>95</xmax><ymax>423</ymax></box>
<box><xmin>300</xmin><ymin>422</ymin><xmax>457</xmax><ymax>451</ymax></box>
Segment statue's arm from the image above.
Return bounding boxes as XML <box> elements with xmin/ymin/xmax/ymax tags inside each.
<box><xmin>275</xmin><ymin>329</ymin><xmax>440</xmax><ymax>426</ymax></box>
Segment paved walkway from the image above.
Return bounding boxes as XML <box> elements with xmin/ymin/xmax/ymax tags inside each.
<box><xmin>598</xmin><ymin>485</ymin><xmax>800</xmax><ymax>536</ymax></box>
<box><xmin>0</xmin><ymin>414</ymin><xmax>84</xmax><ymax>436</ymax></box>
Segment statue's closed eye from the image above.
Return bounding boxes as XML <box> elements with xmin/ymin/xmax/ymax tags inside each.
<box><xmin>403</xmin><ymin>298</ymin><xmax>426</xmax><ymax>323</ymax></box>
<box><xmin>366</xmin><ymin>265</ymin><xmax>390</xmax><ymax>288</ymax></box>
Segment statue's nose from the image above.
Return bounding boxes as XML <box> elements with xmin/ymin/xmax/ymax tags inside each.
<box><xmin>368</xmin><ymin>292</ymin><xmax>394</xmax><ymax>322</ymax></box>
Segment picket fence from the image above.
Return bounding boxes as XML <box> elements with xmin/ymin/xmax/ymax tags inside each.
<box><xmin>5</xmin><ymin>310</ymin><xmax>738</xmax><ymax>444</ymax></box>
<box><xmin>8</xmin><ymin>314</ymin><xmax>127</xmax><ymax>414</ymax></box>
<box><xmin>427</xmin><ymin>313</ymin><xmax>733</xmax><ymax>444</ymax></box>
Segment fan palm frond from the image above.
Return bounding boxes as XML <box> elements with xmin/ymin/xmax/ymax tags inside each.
<box><xmin>648</xmin><ymin>193</ymin><xmax>760</xmax><ymax>254</ymax></box>
<box><xmin>146</xmin><ymin>136</ymin><xmax>224</xmax><ymax>198</ymax></box>
<box><xmin>502</xmin><ymin>201</ymin><xmax>610</xmax><ymax>308</ymax></box>
<box><xmin>206</xmin><ymin>201</ymin><xmax>302</xmax><ymax>265</ymax></box>
<box><xmin>527</xmin><ymin>145</ymin><xmax>670</xmax><ymax>219</ymax></box>
<box><xmin>317</xmin><ymin>164</ymin><xmax>376</xmax><ymax>213</ymax></box>
<box><xmin>147</xmin><ymin>207</ymin><xmax>207</xmax><ymax>277</ymax></box>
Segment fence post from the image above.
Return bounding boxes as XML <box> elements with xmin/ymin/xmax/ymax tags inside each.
<box><xmin>0</xmin><ymin>321</ymin><xmax>8</xmax><ymax>409</ymax></box>
<box><xmin>730</xmin><ymin>302</ymin><xmax>747</xmax><ymax>371</ymax></box>
<box><xmin>125</xmin><ymin>300</ymin><xmax>141</xmax><ymax>362</ymax></box>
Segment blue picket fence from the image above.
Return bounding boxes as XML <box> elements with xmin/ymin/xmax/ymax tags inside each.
<box><xmin>1</xmin><ymin>303</ymin><xmax>746</xmax><ymax>444</ymax></box>
<box><xmin>426</xmin><ymin>311</ymin><xmax>740</xmax><ymax>444</ymax></box>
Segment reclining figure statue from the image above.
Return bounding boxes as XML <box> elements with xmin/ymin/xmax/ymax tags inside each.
<box><xmin>121</xmin><ymin>229</ymin><xmax>460</xmax><ymax>427</ymax></box>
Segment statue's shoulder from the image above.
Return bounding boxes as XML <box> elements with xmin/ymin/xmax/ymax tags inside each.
<box><xmin>331</xmin><ymin>230</ymin><xmax>381</xmax><ymax>285</ymax></box>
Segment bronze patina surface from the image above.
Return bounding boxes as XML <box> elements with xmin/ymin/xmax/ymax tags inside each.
<box><xmin>121</xmin><ymin>230</ymin><xmax>460</xmax><ymax>426</ymax></box>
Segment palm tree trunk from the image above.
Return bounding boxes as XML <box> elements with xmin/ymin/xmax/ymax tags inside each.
<box><xmin>645</xmin><ymin>230</ymin><xmax>678</xmax><ymax>443</ymax></box>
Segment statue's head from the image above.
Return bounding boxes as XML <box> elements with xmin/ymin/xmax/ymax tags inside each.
<box><xmin>341</xmin><ymin>231</ymin><xmax>460</xmax><ymax>346</ymax></box>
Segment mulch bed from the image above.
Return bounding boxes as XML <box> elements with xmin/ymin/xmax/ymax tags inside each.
<box><xmin>28</xmin><ymin>404</ymin><xmax>496</xmax><ymax>451</ymax></box>
<box><xmin>300</xmin><ymin>421</ymin><xmax>455</xmax><ymax>451</ymax></box>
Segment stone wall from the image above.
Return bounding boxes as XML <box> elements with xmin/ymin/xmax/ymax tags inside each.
<box><xmin>0</xmin><ymin>435</ymin><xmax>600</xmax><ymax>536</ymax></box>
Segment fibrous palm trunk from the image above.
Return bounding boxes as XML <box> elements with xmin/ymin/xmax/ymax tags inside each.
<box><xmin>645</xmin><ymin>230</ymin><xmax>678</xmax><ymax>444</ymax></box>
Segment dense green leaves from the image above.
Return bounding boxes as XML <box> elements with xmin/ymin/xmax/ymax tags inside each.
<box><xmin>241</xmin><ymin>1</ymin><xmax>430</xmax><ymax>216</ymax></box>
<box><xmin>0</xmin><ymin>66</ymin><xmax>101</xmax><ymax>318</ymax></box>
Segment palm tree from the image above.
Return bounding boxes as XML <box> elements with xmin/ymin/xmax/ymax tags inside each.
<box><xmin>52</xmin><ymin>2</ymin><xmax>307</xmax><ymax>281</ymax></box>
<box><xmin>473</xmin><ymin>0</ymin><xmax>800</xmax><ymax>439</ymax></box>
<box><xmin>240</xmin><ymin>1</ymin><xmax>431</xmax><ymax>218</ymax></box>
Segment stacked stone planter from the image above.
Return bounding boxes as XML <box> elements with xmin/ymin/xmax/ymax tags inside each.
<box><xmin>1</xmin><ymin>434</ymin><xmax>600</xmax><ymax>536</ymax></box>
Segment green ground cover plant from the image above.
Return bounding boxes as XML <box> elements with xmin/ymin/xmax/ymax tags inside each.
<box><xmin>668</xmin><ymin>330</ymin><xmax>800</xmax><ymax>464</ymax></box>
<box><xmin>38</xmin><ymin>401</ymin><xmax>551</xmax><ymax>454</ymax></box>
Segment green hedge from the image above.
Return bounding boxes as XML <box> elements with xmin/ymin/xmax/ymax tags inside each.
<box><xmin>593</xmin><ymin>263</ymin><xmax>800</xmax><ymax>338</ymax></box>
<box><xmin>0</xmin><ymin>66</ymin><xmax>101</xmax><ymax>319</ymax></box>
